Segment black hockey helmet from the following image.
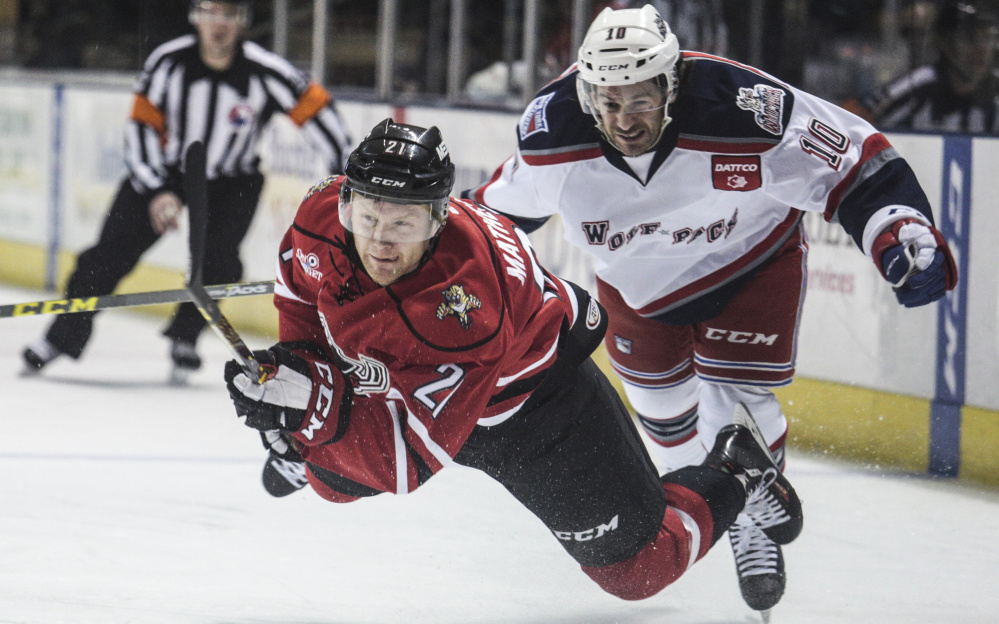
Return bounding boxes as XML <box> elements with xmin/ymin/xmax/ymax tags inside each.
<box><xmin>339</xmin><ymin>119</ymin><xmax>455</xmax><ymax>243</ymax></box>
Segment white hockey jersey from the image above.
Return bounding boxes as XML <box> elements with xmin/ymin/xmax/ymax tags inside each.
<box><xmin>469</xmin><ymin>52</ymin><xmax>935</xmax><ymax>318</ymax></box>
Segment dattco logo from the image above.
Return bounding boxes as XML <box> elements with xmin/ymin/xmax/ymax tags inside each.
<box><xmin>712</xmin><ymin>155</ymin><xmax>762</xmax><ymax>191</ymax></box>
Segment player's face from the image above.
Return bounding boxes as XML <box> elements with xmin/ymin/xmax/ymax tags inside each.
<box><xmin>191</xmin><ymin>1</ymin><xmax>246</xmax><ymax>63</ymax></box>
<box><xmin>349</xmin><ymin>196</ymin><xmax>435</xmax><ymax>286</ymax></box>
<box><xmin>594</xmin><ymin>80</ymin><xmax>666</xmax><ymax>157</ymax></box>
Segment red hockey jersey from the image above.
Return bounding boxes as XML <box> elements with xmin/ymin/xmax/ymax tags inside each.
<box><xmin>272</xmin><ymin>175</ymin><xmax>586</xmax><ymax>500</ymax></box>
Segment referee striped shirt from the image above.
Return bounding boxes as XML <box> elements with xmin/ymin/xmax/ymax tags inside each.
<box><xmin>126</xmin><ymin>34</ymin><xmax>352</xmax><ymax>194</ymax></box>
<box><xmin>863</xmin><ymin>63</ymin><xmax>999</xmax><ymax>134</ymax></box>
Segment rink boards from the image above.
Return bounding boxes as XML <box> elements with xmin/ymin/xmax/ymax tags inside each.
<box><xmin>1</xmin><ymin>74</ymin><xmax>996</xmax><ymax>487</ymax></box>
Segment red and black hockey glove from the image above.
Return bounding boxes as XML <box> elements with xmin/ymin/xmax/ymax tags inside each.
<box><xmin>224</xmin><ymin>345</ymin><xmax>313</xmax><ymax>431</ymax></box>
<box><xmin>871</xmin><ymin>219</ymin><xmax>957</xmax><ymax>308</ymax></box>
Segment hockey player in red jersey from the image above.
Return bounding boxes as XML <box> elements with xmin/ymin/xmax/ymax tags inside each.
<box><xmin>224</xmin><ymin>119</ymin><xmax>803</xmax><ymax>607</ymax></box>
<box><xmin>465</xmin><ymin>3</ymin><xmax>958</xmax><ymax>616</ymax></box>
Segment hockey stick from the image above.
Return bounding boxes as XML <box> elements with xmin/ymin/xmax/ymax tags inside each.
<box><xmin>0</xmin><ymin>281</ymin><xmax>274</xmax><ymax>319</ymax></box>
<box><xmin>183</xmin><ymin>141</ymin><xmax>272</xmax><ymax>384</ymax></box>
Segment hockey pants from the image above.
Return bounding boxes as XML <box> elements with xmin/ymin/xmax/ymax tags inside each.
<box><xmin>454</xmin><ymin>357</ymin><xmax>745</xmax><ymax>600</ymax></box>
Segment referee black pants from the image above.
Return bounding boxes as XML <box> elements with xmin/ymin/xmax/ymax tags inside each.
<box><xmin>45</xmin><ymin>173</ymin><xmax>263</xmax><ymax>358</ymax></box>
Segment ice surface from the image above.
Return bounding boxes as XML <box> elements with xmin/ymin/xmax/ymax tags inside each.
<box><xmin>2</xmin><ymin>284</ymin><xmax>997</xmax><ymax>624</ymax></box>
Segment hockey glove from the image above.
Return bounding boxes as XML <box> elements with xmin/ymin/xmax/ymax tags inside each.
<box><xmin>259</xmin><ymin>429</ymin><xmax>302</xmax><ymax>461</ymax></box>
<box><xmin>224</xmin><ymin>345</ymin><xmax>313</xmax><ymax>431</ymax></box>
<box><xmin>871</xmin><ymin>219</ymin><xmax>957</xmax><ymax>307</ymax></box>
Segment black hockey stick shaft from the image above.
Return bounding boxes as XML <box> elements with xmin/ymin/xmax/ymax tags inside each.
<box><xmin>0</xmin><ymin>280</ymin><xmax>274</xmax><ymax>319</ymax></box>
<box><xmin>183</xmin><ymin>141</ymin><xmax>270</xmax><ymax>384</ymax></box>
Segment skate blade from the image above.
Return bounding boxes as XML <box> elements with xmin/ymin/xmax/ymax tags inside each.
<box><xmin>760</xmin><ymin>609</ymin><xmax>772</xmax><ymax>623</ymax></box>
<box><xmin>733</xmin><ymin>402</ymin><xmax>778</xmax><ymax>467</ymax></box>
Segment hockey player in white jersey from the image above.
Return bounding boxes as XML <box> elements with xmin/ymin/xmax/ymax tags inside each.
<box><xmin>466</xmin><ymin>4</ymin><xmax>958</xmax><ymax>617</ymax></box>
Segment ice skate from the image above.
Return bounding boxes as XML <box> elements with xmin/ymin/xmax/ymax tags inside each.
<box><xmin>705</xmin><ymin>402</ymin><xmax>803</xmax><ymax>545</ymax></box>
<box><xmin>168</xmin><ymin>339</ymin><xmax>202</xmax><ymax>385</ymax></box>
<box><xmin>262</xmin><ymin>450</ymin><xmax>309</xmax><ymax>497</ymax></box>
<box><xmin>22</xmin><ymin>338</ymin><xmax>62</xmax><ymax>373</ymax></box>
<box><xmin>729</xmin><ymin>514</ymin><xmax>785</xmax><ymax>617</ymax></box>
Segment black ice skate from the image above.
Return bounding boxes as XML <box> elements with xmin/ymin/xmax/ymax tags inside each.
<box><xmin>22</xmin><ymin>338</ymin><xmax>62</xmax><ymax>372</ymax></box>
<box><xmin>262</xmin><ymin>451</ymin><xmax>309</xmax><ymax>497</ymax></box>
<box><xmin>168</xmin><ymin>339</ymin><xmax>202</xmax><ymax>385</ymax></box>
<box><xmin>705</xmin><ymin>402</ymin><xmax>803</xmax><ymax>545</ymax></box>
<box><xmin>259</xmin><ymin>429</ymin><xmax>308</xmax><ymax>497</ymax></box>
<box><xmin>729</xmin><ymin>515</ymin><xmax>785</xmax><ymax>614</ymax></box>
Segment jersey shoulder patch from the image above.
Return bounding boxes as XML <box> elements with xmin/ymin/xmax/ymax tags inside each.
<box><xmin>517</xmin><ymin>72</ymin><xmax>602</xmax><ymax>159</ymax></box>
<box><xmin>304</xmin><ymin>174</ymin><xmax>342</xmax><ymax>202</ymax></box>
<box><xmin>676</xmin><ymin>54</ymin><xmax>795</xmax><ymax>147</ymax></box>
<box><xmin>293</xmin><ymin>175</ymin><xmax>345</xmax><ymax>241</ymax></box>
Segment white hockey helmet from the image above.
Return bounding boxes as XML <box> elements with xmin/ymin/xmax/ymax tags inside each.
<box><xmin>575</xmin><ymin>5</ymin><xmax>681</xmax><ymax>136</ymax></box>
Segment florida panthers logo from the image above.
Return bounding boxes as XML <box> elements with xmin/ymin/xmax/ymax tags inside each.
<box><xmin>436</xmin><ymin>284</ymin><xmax>482</xmax><ymax>330</ymax></box>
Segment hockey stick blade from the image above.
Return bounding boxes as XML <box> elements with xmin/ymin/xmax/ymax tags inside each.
<box><xmin>0</xmin><ymin>280</ymin><xmax>274</xmax><ymax>319</ymax></box>
<box><xmin>183</xmin><ymin>141</ymin><xmax>270</xmax><ymax>384</ymax></box>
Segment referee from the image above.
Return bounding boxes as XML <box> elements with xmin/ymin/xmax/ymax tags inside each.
<box><xmin>858</xmin><ymin>0</ymin><xmax>999</xmax><ymax>133</ymax></box>
<box><xmin>23</xmin><ymin>0</ymin><xmax>353</xmax><ymax>382</ymax></box>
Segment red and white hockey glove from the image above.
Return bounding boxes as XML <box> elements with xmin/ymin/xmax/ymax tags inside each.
<box><xmin>871</xmin><ymin>219</ymin><xmax>957</xmax><ymax>308</ymax></box>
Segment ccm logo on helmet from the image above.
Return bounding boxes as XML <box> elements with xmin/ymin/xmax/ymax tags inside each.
<box><xmin>598</xmin><ymin>64</ymin><xmax>629</xmax><ymax>71</ymax></box>
<box><xmin>370</xmin><ymin>176</ymin><xmax>406</xmax><ymax>188</ymax></box>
